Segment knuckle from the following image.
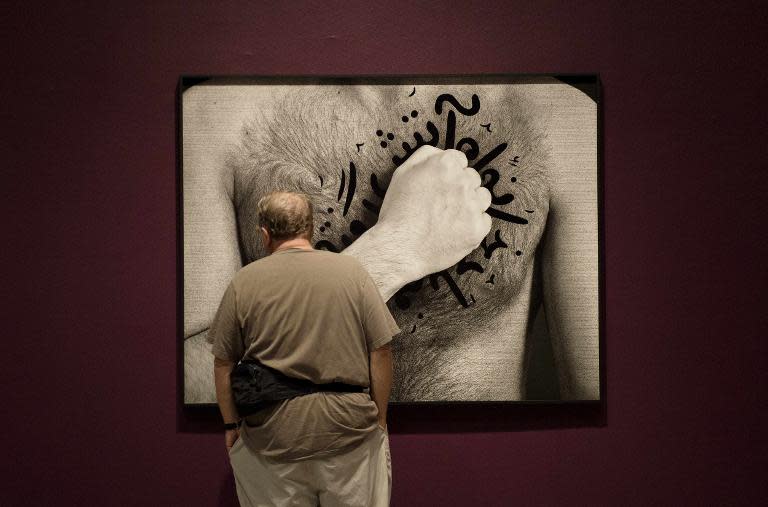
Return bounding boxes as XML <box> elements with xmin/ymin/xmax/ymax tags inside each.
<box><xmin>477</xmin><ymin>187</ymin><xmax>492</xmax><ymax>207</ymax></box>
<box><xmin>438</xmin><ymin>151</ymin><xmax>455</xmax><ymax>164</ymax></box>
<box><xmin>483</xmin><ymin>214</ymin><xmax>492</xmax><ymax>230</ymax></box>
<box><xmin>471</xmin><ymin>225</ymin><xmax>486</xmax><ymax>244</ymax></box>
<box><xmin>416</xmin><ymin>145</ymin><xmax>440</xmax><ymax>156</ymax></box>
<box><xmin>444</xmin><ymin>149</ymin><xmax>468</xmax><ymax>167</ymax></box>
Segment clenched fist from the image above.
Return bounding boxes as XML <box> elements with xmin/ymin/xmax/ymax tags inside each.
<box><xmin>375</xmin><ymin>145</ymin><xmax>493</xmax><ymax>280</ymax></box>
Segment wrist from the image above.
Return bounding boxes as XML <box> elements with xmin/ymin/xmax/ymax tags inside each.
<box><xmin>223</xmin><ymin>420</ymin><xmax>241</xmax><ymax>431</ymax></box>
<box><xmin>343</xmin><ymin>225</ymin><xmax>423</xmax><ymax>300</ymax></box>
<box><xmin>368</xmin><ymin>224</ymin><xmax>425</xmax><ymax>281</ymax></box>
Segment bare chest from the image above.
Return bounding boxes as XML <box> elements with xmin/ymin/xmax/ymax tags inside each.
<box><xmin>232</xmin><ymin>84</ymin><xmax>553</xmax><ymax>400</ymax></box>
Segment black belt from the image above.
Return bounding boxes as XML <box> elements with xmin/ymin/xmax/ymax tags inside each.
<box><xmin>230</xmin><ymin>359</ymin><xmax>364</xmax><ymax>417</ymax></box>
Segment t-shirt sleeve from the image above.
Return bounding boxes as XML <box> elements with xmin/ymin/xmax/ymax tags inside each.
<box><xmin>206</xmin><ymin>281</ymin><xmax>244</xmax><ymax>362</ymax></box>
<box><xmin>360</xmin><ymin>268</ymin><xmax>401</xmax><ymax>351</ymax></box>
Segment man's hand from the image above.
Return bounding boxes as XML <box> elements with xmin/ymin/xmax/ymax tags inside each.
<box><xmin>344</xmin><ymin>146</ymin><xmax>492</xmax><ymax>299</ymax></box>
<box><xmin>378</xmin><ymin>146</ymin><xmax>492</xmax><ymax>278</ymax></box>
<box><xmin>225</xmin><ymin>428</ymin><xmax>240</xmax><ymax>452</ymax></box>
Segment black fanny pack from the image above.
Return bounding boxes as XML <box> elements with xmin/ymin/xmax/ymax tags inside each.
<box><xmin>230</xmin><ymin>359</ymin><xmax>365</xmax><ymax>417</ymax></box>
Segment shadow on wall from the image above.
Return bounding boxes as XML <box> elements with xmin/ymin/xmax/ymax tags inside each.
<box><xmin>180</xmin><ymin>399</ymin><xmax>605</xmax><ymax>435</ymax></box>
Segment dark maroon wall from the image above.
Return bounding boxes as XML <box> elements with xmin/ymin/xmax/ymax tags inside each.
<box><xmin>3</xmin><ymin>1</ymin><xmax>766</xmax><ymax>505</ymax></box>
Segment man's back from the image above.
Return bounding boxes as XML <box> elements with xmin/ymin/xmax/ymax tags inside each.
<box><xmin>209</xmin><ymin>247</ymin><xmax>398</xmax><ymax>461</ymax></box>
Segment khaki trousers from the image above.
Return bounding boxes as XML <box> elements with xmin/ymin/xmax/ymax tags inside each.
<box><xmin>228</xmin><ymin>426</ymin><xmax>391</xmax><ymax>507</ymax></box>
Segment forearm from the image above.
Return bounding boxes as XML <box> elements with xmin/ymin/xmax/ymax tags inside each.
<box><xmin>369</xmin><ymin>344</ymin><xmax>393</xmax><ymax>427</ymax></box>
<box><xmin>342</xmin><ymin>226</ymin><xmax>421</xmax><ymax>301</ymax></box>
<box><xmin>213</xmin><ymin>358</ymin><xmax>240</xmax><ymax>423</ymax></box>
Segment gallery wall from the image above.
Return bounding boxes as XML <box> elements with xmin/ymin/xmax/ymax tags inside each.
<box><xmin>3</xmin><ymin>1</ymin><xmax>766</xmax><ymax>505</ymax></box>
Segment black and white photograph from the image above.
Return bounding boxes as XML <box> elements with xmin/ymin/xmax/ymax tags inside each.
<box><xmin>181</xmin><ymin>76</ymin><xmax>601</xmax><ymax>404</ymax></box>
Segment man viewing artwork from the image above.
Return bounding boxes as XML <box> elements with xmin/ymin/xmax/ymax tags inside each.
<box><xmin>210</xmin><ymin>191</ymin><xmax>413</xmax><ymax>506</ymax></box>
<box><xmin>183</xmin><ymin>76</ymin><xmax>600</xmax><ymax>404</ymax></box>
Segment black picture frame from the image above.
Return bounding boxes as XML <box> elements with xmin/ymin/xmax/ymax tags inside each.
<box><xmin>177</xmin><ymin>74</ymin><xmax>604</xmax><ymax>411</ymax></box>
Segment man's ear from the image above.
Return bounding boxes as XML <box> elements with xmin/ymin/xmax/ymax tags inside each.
<box><xmin>260</xmin><ymin>227</ymin><xmax>271</xmax><ymax>249</ymax></box>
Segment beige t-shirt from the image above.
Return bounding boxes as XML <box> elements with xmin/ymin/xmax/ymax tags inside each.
<box><xmin>207</xmin><ymin>247</ymin><xmax>400</xmax><ymax>461</ymax></box>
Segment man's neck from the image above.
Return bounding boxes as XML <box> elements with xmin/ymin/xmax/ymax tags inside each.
<box><xmin>270</xmin><ymin>237</ymin><xmax>314</xmax><ymax>254</ymax></box>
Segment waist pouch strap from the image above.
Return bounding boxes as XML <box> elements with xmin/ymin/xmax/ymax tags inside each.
<box><xmin>230</xmin><ymin>359</ymin><xmax>365</xmax><ymax>417</ymax></box>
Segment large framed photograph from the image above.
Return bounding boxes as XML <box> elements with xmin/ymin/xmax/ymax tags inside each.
<box><xmin>180</xmin><ymin>75</ymin><xmax>602</xmax><ymax>405</ymax></box>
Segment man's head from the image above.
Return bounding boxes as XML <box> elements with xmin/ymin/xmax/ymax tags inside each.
<box><xmin>255</xmin><ymin>191</ymin><xmax>314</xmax><ymax>251</ymax></box>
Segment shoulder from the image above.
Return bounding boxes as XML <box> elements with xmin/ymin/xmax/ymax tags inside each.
<box><xmin>313</xmin><ymin>251</ymin><xmax>370</xmax><ymax>281</ymax></box>
<box><xmin>303</xmin><ymin>251</ymin><xmax>375</xmax><ymax>291</ymax></box>
<box><xmin>516</xmin><ymin>78</ymin><xmax>598</xmax><ymax>202</ymax></box>
<box><xmin>229</xmin><ymin>256</ymin><xmax>272</xmax><ymax>287</ymax></box>
<box><xmin>322</xmin><ymin>250</ymin><xmax>364</xmax><ymax>268</ymax></box>
<box><xmin>234</xmin><ymin>250</ymin><xmax>365</xmax><ymax>275</ymax></box>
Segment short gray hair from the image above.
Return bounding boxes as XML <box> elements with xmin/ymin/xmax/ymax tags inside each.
<box><xmin>255</xmin><ymin>191</ymin><xmax>314</xmax><ymax>241</ymax></box>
